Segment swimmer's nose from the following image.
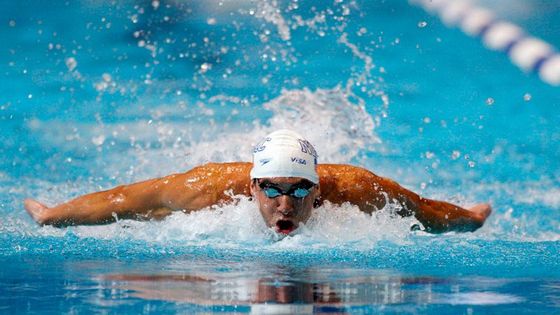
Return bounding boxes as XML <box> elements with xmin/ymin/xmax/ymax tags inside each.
<box><xmin>276</xmin><ymin>195</ymin><xmax>295</xmax><ymax>216</ymax></box>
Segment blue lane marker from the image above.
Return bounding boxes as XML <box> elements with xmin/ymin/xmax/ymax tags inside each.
<box><xmin>409</xmin><ymin>0</ymin><xmax>560</xmax><ymax>86</ymax></box>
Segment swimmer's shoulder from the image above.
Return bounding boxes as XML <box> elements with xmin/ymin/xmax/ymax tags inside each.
<box><xmin>317</xmin><ymin>163</ymin><xmax>374</xmax><ymax>178</ymax></box>
<box><xmin>317</xmin><ymin>163</ymin><xmax>374</xmax><ymax>190</ymax></box>
<box><xmin>189</xmin><ymin>162</ymin><xmax>252</xmax><ymax>173</ymax></box>
<box><xmin>188</xmin><ymin>162</ymin><xmax>252</xmax><ymax>185</ymax></box>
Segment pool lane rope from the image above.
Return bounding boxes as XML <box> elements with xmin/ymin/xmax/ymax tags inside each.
<box><xmin>410</xmin><ymin>0</ymin><xmax>560</xmax><ymax>86</ymax></box>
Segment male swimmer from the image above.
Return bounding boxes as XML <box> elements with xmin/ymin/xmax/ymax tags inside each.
<box><xmin>24</xmin><ymin>129</ymin><xmax>491</xmax><ymax>234</ymax></box>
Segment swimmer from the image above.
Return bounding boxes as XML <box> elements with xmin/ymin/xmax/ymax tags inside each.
<box><xmin>24</xmin><ymin>129</ymin><xmax>491</xmax><ymax>234</ymax></box>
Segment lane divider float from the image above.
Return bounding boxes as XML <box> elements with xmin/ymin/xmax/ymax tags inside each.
<box><xmin>409</xmin><ymin>0</ymin><xmax>560</xmax><ymax>86</ymax></box>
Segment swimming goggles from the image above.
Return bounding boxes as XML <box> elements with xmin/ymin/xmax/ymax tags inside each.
<box><xmin>258</xmin><ymin>181</ymin><xmax>315</xmax><ymax>199</ymax></box>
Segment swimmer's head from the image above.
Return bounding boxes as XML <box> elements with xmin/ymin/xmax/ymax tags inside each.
<box><xmin>250</xmin><ymin>130</ymin><xmax>320</xmax><ymax>235</ymax></box>
<box><xmin>250</xmin><ymin>129</ymin><xmax>319</xmax><ymax>183</ymax></box>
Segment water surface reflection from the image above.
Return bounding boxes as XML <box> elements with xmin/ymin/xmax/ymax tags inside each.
<box><xmin>96</xmin><ymin>265</ymin><xmax>521</xmax><ymax>313</ymax></box>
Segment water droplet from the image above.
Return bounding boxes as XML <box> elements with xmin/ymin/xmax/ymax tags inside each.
<box><xmin>9</xmin><ymin>20</ymin><xmax>16</xmax><ymax>27</ymax></box>
<box><xmin>451</xmin><ymin>150</ymin><xmax>461</xmax><ymax>160</ymax></box>
<box><xmin>200</xmin><ymin>63</ymin><xmax>211</xmax><ymax>73</ymax></box>
<box><xmin>65</xmin><ymin>57</ymin><xmax>77</xmax><ymax>71</ymax></box>
<box><xmin>523</xmin><ymin>93</ymin><xmax>532</xmax><ymax>102</ymax></box>
<box><xmin>207</xmin><ymin>18</ymin><xmax>216</xmax><ymax>25</ymax></box>
<box><xmin>418</xmin><ymin>21</ymin><xmax>427</xmax><ymax>28</ymax></box>
<box><xmin>468</xmin><ymin>161</ymin><xmax>476</xmax><ymax>168</ymax></box>
<box><xmin>485</xmin><ymin>97</ymin><xmax>494</xmax><ymax>105</ymax></box>
<box><xmin>92</xmin><ymin>135</ymin><xmax>105</xmax><ymax>146</ymax></box>
<box><xmin>102</xmin><ymin>73</ymin><xmax>112</xmax><ymax>82</ymax></box>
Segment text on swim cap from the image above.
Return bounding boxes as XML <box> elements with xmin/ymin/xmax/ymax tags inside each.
<box><xmin>291</xmin><ymin>157</ymin><xmax>307</xmax><ymax>165</ymax></box>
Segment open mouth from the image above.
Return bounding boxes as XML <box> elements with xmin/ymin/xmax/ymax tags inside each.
<box><xmin>275</xmin><ymin>220</ymin><xmax>295</xmax><ymax>235</ymax></box>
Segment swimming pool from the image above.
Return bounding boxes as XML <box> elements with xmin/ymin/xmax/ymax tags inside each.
<box><xmin>1</xmin><ymin>0</ymin><xmax>559</xmax><ymax>313</ymax></box>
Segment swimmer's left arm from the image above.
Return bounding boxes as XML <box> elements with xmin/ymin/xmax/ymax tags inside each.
<box><xmin>371</xmin><ymin>174</ymin><xmax>492</xmax><ymax>233</ymax></box>
<box><xmin>319</xmin><ymin>164</ymin><xmax>491</xmax><ymax>233</ymax></box>
<box><xmin>404</xmin><ymin>198</ymin><xmax>492</xmax><ymax>233</ymax></box>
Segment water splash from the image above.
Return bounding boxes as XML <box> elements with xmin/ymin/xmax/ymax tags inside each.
<box><xmin>24</xmin><ymin>84</ymin><xmax>380</xmax><ymax>181</ymax></box>
<box><xmin>18</xmin><ymin>196</ymin><xmax>415</xmax><ymax>250</ymax></box>
<box><xmin>255</xmin><ymin>0</ymin><xmax>291</xmax><ymax>41</ymax></box>
<box><xmin>262</xmin><ymin>86</ymin><xmax>380</xmax><ymax>163</ymax></box>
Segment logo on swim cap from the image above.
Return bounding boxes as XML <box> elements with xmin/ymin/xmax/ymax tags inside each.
<box><xmin>259</xmin><ymin>158</ymin><xmax>271</xmax><ymax>166</ymax></box>
<box><xmin>253</xmin><ymin>137</ymin><xmax>272</xmax><ymax>153</ymax></box>
<box><xmin>298</xmin><ymin>139</ymin><xmax>318</xmax><ymax>165</ymax></box>
<box><xmin>250</xmin><ymin>129</ymin><xmax>319</xmax><ymax>183</ymax></box>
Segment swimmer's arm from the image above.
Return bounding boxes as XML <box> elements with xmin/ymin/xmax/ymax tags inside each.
<box><xmin>319</xmin><ymin>165</ymin><xmax>491</xmax><ymax>233</ymax></box>
<box><xmin>24</xmin><ymin>162</ymin><xmax>252</xmax><ymax>226</ymax></box>
<box><xmin>24</xmin><ymin>176</ymin><xmax>198</xmax><ymax>226</ymax></box>
<box><xmin>400</xmin><ymin>195</ymin><xmax>491</xmax><ymax>233</ymax></box>
<box><xmin>371</xmin><ymin>175</ymin><xmax>491</xmax><ymax>233</ymax></box>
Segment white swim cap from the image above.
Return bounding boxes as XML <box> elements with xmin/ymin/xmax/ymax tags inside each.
<box><xmin>250</xmin><ymin>129</ymin><xmax>319</xmax><ymax>183</ymax></box>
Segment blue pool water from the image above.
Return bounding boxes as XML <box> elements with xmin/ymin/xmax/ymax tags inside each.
<box><xmin>1</xmin><ymin>0</ymin><xmax>559</xmax><ymax>313</ymax></box>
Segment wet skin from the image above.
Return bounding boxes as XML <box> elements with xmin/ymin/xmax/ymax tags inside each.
<box><xmin>250</xmin><ymin>177</ymin><xmax>320</xmax><ymax>235</ymax></box>
<box><xmin>24</xmin><ymin>162</ymin><xmax>491</xmax><ymax>233</ymax></box>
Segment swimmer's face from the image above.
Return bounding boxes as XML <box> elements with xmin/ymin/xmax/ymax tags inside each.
<box><xmin>250</xmin><ymin>177</ymin><xmax>320</xmax><ymax>235</ymax></box>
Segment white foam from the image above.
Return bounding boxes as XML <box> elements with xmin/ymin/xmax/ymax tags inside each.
<box><xmin>262</xmin><ymin>87</ymin><xmax>380</xmax><ymax>163</ymax></box>
<box><xmin>39</xmin><ymin>197</ymin><xmax>416</xmax><ymax>250</ymax></box>
<box><xmin>69</xmin><ymin>196</ymin><xmax>272</xmax><ymax>246</ymax></box>
<box><xmin>436</xmin><ymin>291</ymin><xmax>523</xmax><ymax>305</ymax></box>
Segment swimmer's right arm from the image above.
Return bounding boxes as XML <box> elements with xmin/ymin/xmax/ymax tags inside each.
<box><xmin>24</xmin><ymin>162</ymin><xmax>253</xmax><ymax>226</ymax></box>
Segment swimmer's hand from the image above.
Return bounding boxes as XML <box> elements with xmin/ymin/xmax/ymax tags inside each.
<box><xmin>24</xmin><ymin>199</ymin><xmax>51</xmax><ymax>225</ymax></box>
<box><xmin>468</xmin><ymin>203</ymin><xmax>492</xmax><ymax>224</ymax></box>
